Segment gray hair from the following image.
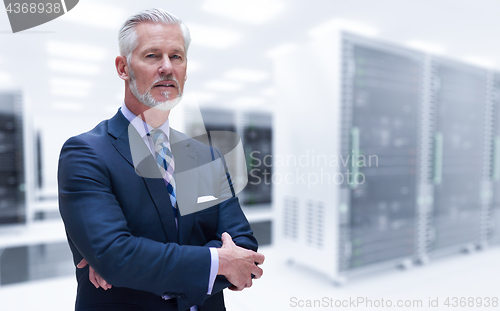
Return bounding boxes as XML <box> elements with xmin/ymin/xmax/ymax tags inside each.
<box><xmin>118</xmin><ymin>8</ymin><xmax>191</xmax><ymax>60</ymax></box>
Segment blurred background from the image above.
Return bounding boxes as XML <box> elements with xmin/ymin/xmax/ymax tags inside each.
<box><xmin>1</xmin><ymin>0</ymin><xmax>500</xmax><ymax>310</ymax></box>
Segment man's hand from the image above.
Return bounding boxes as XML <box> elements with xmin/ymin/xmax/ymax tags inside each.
<box><xmin>217</xmin><ymin>232</ymin><xmax>265</xmax><ymax>291</ymax></box>
<box><xmin>77</xmin><ymin>259</ymin><xmax>112</xmax><ymax>290</ymax></box>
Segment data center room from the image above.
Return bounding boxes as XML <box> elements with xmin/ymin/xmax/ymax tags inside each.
<box><xmin>1</xmin><ymin>1</ymin><xmax>500</xmax><ymax>310</ymax></box>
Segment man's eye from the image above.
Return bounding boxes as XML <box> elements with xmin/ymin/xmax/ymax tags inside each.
<box><xmin>146</xmin><ymin>54</ymin><xmax>156</xmax><ymax>58</ymax></box>
<box><xmin>171</xmin><ymin>55</ymin><xmax>181</xmax><ymax>59</ymax></box>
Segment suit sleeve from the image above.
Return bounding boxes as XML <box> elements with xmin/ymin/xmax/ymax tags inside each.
<box><xmin>203</xmin><ymin>147</ymin><xmax>259</xmax><ymax>296</ymax></box>
<box><xmin>58</xmin><ymin>136</ymin><xmax>211</xmax><ymax>307</ymax></box>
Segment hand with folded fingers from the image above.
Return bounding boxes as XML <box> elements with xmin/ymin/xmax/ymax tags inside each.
<box><xmin>77</xmin><ymin>258</ymin><xmax>112</xmax><ymax>290</ymax></box>
<box><xmin>217</xmin><ymin>232</ymin><xmax>265</xmax><ymax>291</ymax></box>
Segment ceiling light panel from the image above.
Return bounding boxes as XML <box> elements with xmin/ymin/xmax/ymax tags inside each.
<box><xmin>61</xmin><ymin>0</ymin><xmax>125</xmax><ymax>29</ymax></box>
<box><xmin>262</xmin><ymin>88</ymin><xmax>276</xmax><ymax>96</ymax></box>
<box><xmin>205</xmin><ymin>80</ymin><xmax>243</xmax><ymax>91</ymax></box>
<box><xmin>193</xmin><ymin>92</ymin><xmax>216</xmax><ymax>102</ymax></box>
<box><xmin>233</xmin><ymin>97</ymin><xmax>265</xmax><ymax>106</ymax></box>
<box><xmin>52</xmin><ymin>102</ymin><xmax>84</xmax><ymax>111</ymax></box>
<box><xmin>188</xmin><ymin>24</ymin><xmax>241</xmax><ymax>49</ymax></box>
<box><xmin>224</xmin><ymin>69</ymin><xmax>269</xmax><ymax>83</ymax></box>
<box><xmin>267</xmin><ymin>43</ymin><xmax>298</xmax><ymax>58</ymax></box>
<box><xmin>50</xmin><ymin>77</ymin><xmax>92</xmax><ymax>89</ymax></box>
<box><xmin>309</xmin><ymin>18</ymin><xmax>379</xmax><ymax>38</ymax></box>
<box><xmin>50</xmin><ymin>77</ymin><xmax>92</xmax><ymax>98</ymax></box>
<box><xmin>46</xmin><ymin>41</ymin><xmax>107</xmax><ymax>61</ymax></box>
<box><xmin>51</xmin><ymin>88</ymin><xmax>89</xmax><ymax>98</ymax></box>
<box><xmin>0</xmin><ymin>72</ymin><xmax>12</xmax><ymax>83</ymax></box>
<box><xmin>48</xmin><ymin>60</ymin><xmax>100</xmax><ymax>75</ymax></box>
<box><xmin>202</xmin><ymin>0</ymin><xmax>286</xmax><ymax>24</ymax></box>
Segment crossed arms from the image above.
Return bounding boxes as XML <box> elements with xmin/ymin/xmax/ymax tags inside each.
<box><xmin>58</xmin><ymin>134</ymin><xmax>264</xmax><ymax>307</ymax></box>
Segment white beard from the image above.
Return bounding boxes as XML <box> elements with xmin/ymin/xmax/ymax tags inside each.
<box><xmin>128</xmin><ymin>66</ymin><xmax>182</xmax><ymax>111</ymax></box>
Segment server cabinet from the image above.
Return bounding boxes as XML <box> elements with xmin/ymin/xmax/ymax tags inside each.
<box><xmin>274</xmin><ymin>31</ymin><xmax>424</xmax><ymax>282</ymax></box>
<box><xmin>427</xmin><ymin>60</ymin><xmax>488</xmax><ymax>255</ymax></box>
<box><xmin>340</xmin><ymin>38</ymin><xmax>423</xmax><ymax>270</ymax></box>
<box><xmin>0</xmin><ymin>92</ymin><xmax>25</xmax><ymax>225</ymax></box>
<box><xmin>489</xmin><ymin>73</ymin><xmax>500</xmax><ymax>245</ymax></box>
<box><xmin>242</xmin><ymin>113</ymin><xmax>272</xmax><ymax>206</ymax></box>
<box><xmin>274</xmin><ymin>28</ymin><xmax>497</xmax><ymax>282</ymax></box>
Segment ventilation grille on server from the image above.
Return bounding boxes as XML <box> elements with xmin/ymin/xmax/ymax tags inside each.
<box><xmin>283</xmin><ymin>196</ymin><xmax>298</xmax><ymax>240</ymax></box>
<box><xmin>489</xmin><ymin>73</ymin><xmax>500</xmax><ymax>245</ymax></box>
<box><xmin>306</xmin><ymin>200</ymin><xmax>324</xmax><ymax>249</ymax></box>
<box><xmin>481</xmin><ymin>72</ymin><xmax>495</xmax><ymax>245</ymax></box>
<box><xmin>417</xmin><ymin>57</ymin><xmax>437</xmax><ymax>258</ymax></box>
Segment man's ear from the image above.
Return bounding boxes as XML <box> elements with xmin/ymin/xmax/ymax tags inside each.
<box><xmin>115</xmin><ymin>56</ymin><xmax>129</xmax><ymax>81</ymax></box>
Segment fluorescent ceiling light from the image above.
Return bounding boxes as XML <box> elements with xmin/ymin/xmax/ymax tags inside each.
<box><xmin>48</xmin><ymin>59</ymin><xmax>100</xmax><ymax>75</ymax></box>
<box><xmin>188</xmin><ymin>24</ymin><xmax>241</xmax><ymax>49</ymax></box>
<box><xmin>267</xmin><ymin>43</ymin><xmax>297</xmax><ymax>58</ymax></box>
<box><xmin>52</xmin><ymin>102</ymin><xmax>84</xmax><ymax>111</ymax></box>
<box><xmin>463</xmin><ymin>57</ymin><xmax>496</xmax><ymax>69</ymax></box>
<box><xmin>193</xmin><ymin>92</ymin><xmax>216</xmax><ymax>102</ymax></box>
<box><xmin>61</xmin><ymin>1</ymin><xmax>125</xmax><ymax>29</ymax></box>
<box><xmin>205</xmin><ymin>80</ymin><xmax>243</xmax><ymax>91</ymax></box>
<box><xmin>233</xmin><ymin>97</ymin><xmax>265</xmax><ymax>106</ymax></box>
<box><xmin>51</xmin><ymin>88</ymin><xmax>89</xmax><ymax>98</ymax></box>
<box><xmin>309</xmin><ymin>18</ymin><xmax>379</xmax><ymax>38</ymax></box>
<box><xmin>50</xmin><ymin>77</ymin><xmax>92</xmax><ymax>89</ymax></box>
<box><xmin>46</xmin><ymin>41</ymin><xmax>107</xmax><ymax>61</ymax></box>
<box><xmin>50</xmin><ymin>77</ymin><xmax>92</xmax><ymax>98</ymax></box>
<box><xmin>406</xmin><ymin>40</ymin><xmax>446</xmax><ymax>55</ymax></box>
<box><xmin>224</xmin><ymin>69</ymin><xmax>269</xmax><ymax>83</ymax></box>
<box><xmin>201</xmin><ymin>0</ymin><xmax>286</xmax><ymax>24</ymax></box>
<box><xmin>262</xmin><ymin>88</ymin><xmax>276</xmax><ymax>96</ymax></box>
<box><xmin>0</xmin><ymin>72</ymin><xmax>11</xmax><ymax>83</ymax></box>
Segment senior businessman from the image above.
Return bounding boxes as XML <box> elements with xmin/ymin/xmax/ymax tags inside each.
<box><xmin>58</xmin><ymin>8</ymin><xmax>264</xmax><ymax>311</ymax></box>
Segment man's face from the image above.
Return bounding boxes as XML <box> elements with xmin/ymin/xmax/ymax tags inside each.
<box><xmin>127</xmin><ymin>22</ymin><xmax>187</xmax><ymax>110</ymax></box>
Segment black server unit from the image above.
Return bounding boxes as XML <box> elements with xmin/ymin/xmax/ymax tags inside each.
<box><xmin>199</xmin><ymin>108</ymin><xmax>237</xmax><ymax>154</ymax></box>
<box><xmin>198</xmin><ymin>108</ymin><xmax>238</xmax><ymax>180</ymax></box>
<box><xmin>428</xmin><ymin>60</ymin><xmax>487</xmax><ymax>254</ymax></box>
<box><xmin>0</xmin><ymin>92</ymin><xmax>25</xmax><ymax>225</ymax></box>
<box><xmin>341</xmin><ymin>36</ymin><xmax>423</xmax><ymax>270</ymax></box>
<box><xmin>242</xmin><ymin>113</ymin><xmax>272</xmax><ymax>206</ymax></box>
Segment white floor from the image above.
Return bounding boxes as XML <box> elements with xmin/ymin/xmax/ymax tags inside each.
<box><xmin>1</xmin><ymin>244</ymin><xmax>499</xmax><ymax>310</ymax></box>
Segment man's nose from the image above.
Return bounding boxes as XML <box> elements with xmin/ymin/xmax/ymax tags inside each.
<box><xmin>158</xmin><ymin>56</ymin><xmax>173</xmax><ymax>75</ymax></box>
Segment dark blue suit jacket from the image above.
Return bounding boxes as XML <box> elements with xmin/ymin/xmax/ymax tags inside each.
<box><xmin>58</xmin><ymin>110</ymin><xmax>258</xmax><ymax>311</ymax></box>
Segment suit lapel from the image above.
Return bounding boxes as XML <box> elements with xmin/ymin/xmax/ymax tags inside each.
<box><xmin>108</xmin><ymin>110</ymin><xmax>178</xmax><ymax>243</ymax></box>
<box><xmin>171</xmin><ymin>129</ymin><xmax>199</xmax><ymax>245</ymax></box>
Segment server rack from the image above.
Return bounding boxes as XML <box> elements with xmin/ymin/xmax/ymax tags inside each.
<box><xmin>187</xmin><ymin>107</ymin><xmax>274</xmax><ymax>245</ymax></box>
<box><xmin>427</xmin><ymin>59</ymin><xmax>489</xmax><ymax>256</ymax></box>
<box><xmin>242</xmin><ymin>113</ymin><xmax>273</xmax><ymax>206</ymax></box>
<box><xmin>0</xmin><ymin>91</ymin><xmax>25</xmax><ymax>225</ymax></box>
<box><xmin>340</xmin><ymin>38</ymin><xmax>423</xmax><ymax>271</ymax></box>
<box><xmin>489</xmin><ymin>73</ymin><xmax>500</xmax><ymax>246</ymax></box>
<box><xmin>274</xmin><ymin>30</ymin><xmax>497</xmax><ymax>282</ymax></box>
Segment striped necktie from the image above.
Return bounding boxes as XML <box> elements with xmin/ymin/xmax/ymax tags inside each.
<box><xmin>150</xmin><ymin>129</ymin><xmax>177</xmax><ymax>212</ymax></box>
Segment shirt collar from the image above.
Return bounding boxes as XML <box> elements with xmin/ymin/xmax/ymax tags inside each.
<box><xmin>120</xmin><ymin>102</ymin><xmax>170</xmax><ymax>141</ymax></box>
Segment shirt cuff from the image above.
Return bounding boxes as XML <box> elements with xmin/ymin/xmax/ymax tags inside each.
<box><xmin>208</xmin><ymin>247</ymin><xmax>219</xmax><ymax>295</ymax></box>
